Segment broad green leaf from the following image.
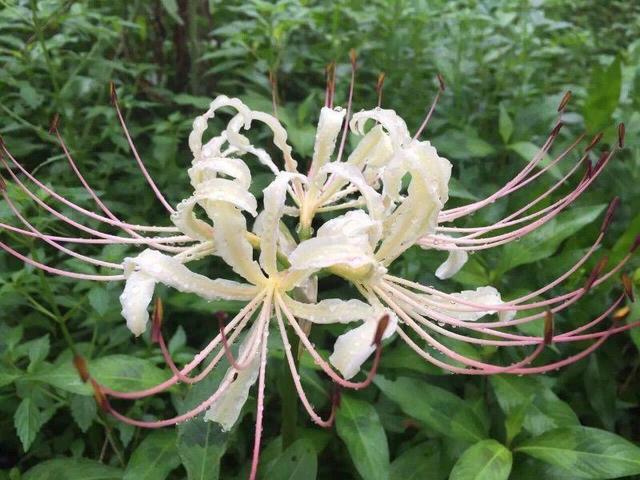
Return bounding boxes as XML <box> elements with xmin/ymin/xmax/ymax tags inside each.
<box><xmin>14</xmin><ymin>398</ymin><xmax>43</xmax><ymax>451</ymax></box>
<box><xmin>27</xmin><ymin>335</ymin><xmax>50</xmax><ymax>370</ymax></box>
<box><xmin>336</xmin><ymin>395</ymin><xmax>389</xmax><ymax>480</ymax></box>
<box><xmin>88</xmin><ymin>287</ymin><xmax>112</xmax><ymax>317</ymax></box>
<box><xmin>584</xmin><ymin>58</ymin><xmax>621</xmax><ymax>133</ymax></box>
<box><xmin>516</xmin><ymin>426</ymin><xmax>640</xmax><ymax>479</ymax></box>
<box><xmin>450</xmin><ymin>439</ymin><xmax>512</xmax><ymax>480</ymax></box>
<box><xmin>433</xmin><ymin>129</ymin><xmax>496</xmax><ymax>160</ymax></box>
<box><xmin>390</xmin><ymin>441</ymin><xmax>445</xmax><ymax>480</ymax></box>
<box><xmin>29</xmin><ymin>361</ymin><xmax>92</xmax><ymax>395</ymax></box>
<box><xmin>0</xmin><ymin>370</ymin><xmax>19</xmax><ymax>387</ymax></box>
<box><xmin>90</xmin><ymin>355</ymin><xmax>169</xmax><ymax>392</ymax></box>
<box><xmin>124</xmin><ymin>430</ymin><xmax>180</xmax><ymax>480</ymax></box>
<box><xmin>177</xmin><ymin>421</ymin><xmax>228</xmax><ymax>480</ymax></box>
<box><xmin>490</xmin><ymin>375</ymin><xmax>578</xmax><ymax>436</ymax></box>
<box><xmin>495</xmin><ymin>204</ymin><xmax>606</xmax><ymax>276</ymax></box>
<box><xmin>498</xmin><ymin>104</ymin><xmax>513</xmax><ymax>144</ymax></box>
<box><xmin>263</xmin><ymin>438</ymin><xmax>317</xmax><ymax>480</ymax></box>
<box><xmin>23</xmin><ymin>458</ymin><xmax>123</xmax><ymax>480</ymax></box>
<box><xmin>70</xmin><ymin>394</ymin><xmax>97</xmax><ymax>433</ymax></box>
<box><xmin>376</xmin><ymin>375</ymin><xmax>486</xmax><ymax>442</ymax></box>
<box><xmin>584</xmin><ymin>356</ymin><xmax>616</xmax><ymax>430</ymax></box>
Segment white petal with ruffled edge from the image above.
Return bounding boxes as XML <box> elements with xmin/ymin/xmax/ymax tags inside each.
<box><xmin>433</xmin><ymin>286</ymin><xmax>515</xmax><ymax>322</ymax></box>
<box><xmin>119</xmin><ymin>249</ymin><xmax>258</xmax><ymax>335</ymax></box>
<box><xmin>204</xmin><ymin>323</ymin><xmax>263</xmax><ymax>430</ymax></box>
<box><xmin>283</xmin><ymin>296</ymin><xmax>375</xmax><ymax>324</ymax></box>
<box><xmin>435</xmin><ymin>249</ymin><xmax>469</xmax><ymax>280</ymax></box>
<box><xmin>329</xmin><ymin>311</ymin><xmax>397</xmax><ymax>379</ymax></box>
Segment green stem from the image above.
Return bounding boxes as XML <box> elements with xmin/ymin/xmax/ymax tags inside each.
<box><xmin>279</xmin><ymin>333</ymin><xmax>299</xmax><ymax>448</ymax></box>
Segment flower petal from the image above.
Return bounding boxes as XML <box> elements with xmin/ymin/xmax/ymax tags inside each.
<box><xmin>206</xmin><ymin>203</ymin><xmax>266</xmax><ymax>285</ymax></box>
<box><xmin>259</xmin><ymin>172</ymin><xmax>306</xmax><ymax>275</ymax></box>
<box><xmin>329</xmin><ymin>311</ymin><xmax>397</xmax><ymax>379</ymax></box>
<box><xmin>435</xmin><ymin>248</ymin><xmax>468</xmax><ymax>280</ymax></box>
<box><xmin>283</xmin><ymin>296</ymin><xmax>375</xmax><ymax>324</ymax></box>
<box><xmin>433</xmin><ymin>286</ymin><xmax>515</xmax><ymax>322</ymax></box>
<box><xmin>119</xmin><ymin>249</ymin><xmax>258</xmax><ymax>335</ymax></box>
<box><xmin>204</xmin><ymin>323</ymin><xmax>263</xmax><ymax>430</ymax></box>
<box><xmin>308</xmin><ymin>106</ymin><xmax>346</xmax><ymax>181</ymax></box>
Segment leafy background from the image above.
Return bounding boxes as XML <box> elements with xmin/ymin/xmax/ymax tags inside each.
<box><xmin>1</xmin><ymin>0</ymin><xmax>640</xmax><ymax>479</ymax></box>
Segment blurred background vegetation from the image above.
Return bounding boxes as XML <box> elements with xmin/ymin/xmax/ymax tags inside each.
<box><xmin>1</xmin><ymin>0</ymin><xmax>640</xmax><ymax>479</ymax></box>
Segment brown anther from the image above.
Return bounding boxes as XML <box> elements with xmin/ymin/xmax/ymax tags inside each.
<box><xmin>550</xmin><ymin>122</ymin><xmax>564</xmax><ymax>138</ymax></box>
<box><xmin>0</xmin><ymin>174</ymin><xmax>6</xmax><ymax>191</ymax></box>
<box><xmin>151</xmin><ymin>297</ymin><xmax>163</xmax><ymax>344</ymax></box>
<box><xmin>557</xmin><ymin>90</ymin><xmax>572</xmax><ymax>112</ymax></box>
<box><xmin>622</xmin><ymin>273</ymin><xmax>635</xmax><ymax>302</ymax></box>
<box><xmin>543</xmin><ymin>310</ymin><xmax>554</xmax><ymax>345</ymax></box>
<box><xmin>349</xmin><ymin>48</ymin><xmax>357</xmax><ymax>67</ymax></box>
<box><xmin>90</xmin><ymin>379</ymin><xmax>111</xmax><ymax>413</ymax></box>
<box><xmin>372</xmin><ymin>313</ymin><xmax>390</xmax><ymax>346</ymax></box>
<box><xmin>631</xmin><ymin>235</ymin><xmax>640</xmax><ymax>253</ymax></box>
<box><xmin>595</xmin><ymin>150</ymin><xmax>609</xmax><ymax>171</ymax></box>
<box><xmin>109</xmin><ymin>81</ymin><xmax>118</xmax><ymax>105</ymax></box>
<box><xmin>436</xmin><ymin>73</ymin><xmax>446</xmax><ymax>92</ymax></box>
<box><xmin>584</xmin><ymin>256</ymin><xmax>609</xmax><ymax>293</ymax></box>
<box><xmin>612</xmin><ymin>306</ymin><xmax>630</xmax><ymax>322</ymax></box>
<box><xmin>600</xmin><ymin>196</ymin><xmax>620</xmax><ymax>234</ymax></box>
<box><xmin>583</xmin><ymin>157</ymin><xmax>593</xmax><ymax>179</ymax></box>
<box><xmin>585</xmin><ymin>132</ymin><xmax>603</xmax><ymax>152</ymax></box>
<box><xmin>48</xmin><ymin>113</ymin><xmax>60</xmax><ymax>134</ymax></box>
<box><xmin>73</xmin><ymin>354</ymin><xmax>90</xmax><ymax>383</ymax></box>
<box><xmin>618</xmin><ymin>123</ymin><xmax>625</xmax><ymax>149</ymax></box>
<box><xmin>376</xmin><ymin>72</ymin><xmax>386</xmax><ymax>107</ymax></box>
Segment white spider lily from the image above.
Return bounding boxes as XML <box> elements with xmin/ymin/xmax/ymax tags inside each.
<box><xmin>0</xmin><ymin>63</ymin><xmax>633</xmax><ymax>480</ymax></box>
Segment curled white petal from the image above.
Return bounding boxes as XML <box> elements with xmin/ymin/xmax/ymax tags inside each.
<box><xmin>283</xmin><ymin>296</ymin><xmax>375</xmax><ymax>324</ymax></box>
<box><xmin>206</xmin><ymin>203</ymin><xmax>266</xmax><ymax>285</ymax></box>
<box><xmin>435</xmin><ymin>249</ymin><xmax>469</xmax><ymax>280</ymax></box>
<box><xmin>119</xmin><ymin>249</ymin><xmax>257</xmax><ymax>335</ymax></box>
<box><xmin>433</xmin><ymin>286</ymin><xmax>515</xmax><ymax>322</ymax></box>
<box><xmin>321</xmin><ymin>163</ymin><xmax>385</xmax><ymax>225</ymax></box>
<box><xmin>204</xmin><ymin>323</ymin><xmax>263</xmax><ymax>430</ymax></box>
<box><xmin>350</xmin><ymin>108</ymin><xmax>411</xmax><ymax>150</ymax></box>
<box><xmin>329</xmin><ymin>311</ymin><xmax>397</xmax><ymax>379</ymax></box>
<box><xmin>259</xmin><ymin>172</ymin><xmax>306</xmax><ymax>275</ymax></box>
<box><xmin>188</xmin><ymin>157</ymin><xmax>252</xmax><ymax>190</ymax></box>
<box><xmin>171</xmin><ymin>197</ymin><xmax>214</xmax><ymax>241</ymax></box>
<box><xmin>119</xmin><ymin>271</ymin><xmax>156</xmax><ymax>336</ymax></box>
<box><xmin>308</xmin><ymin>106</ymin><xmax>346</xmax><ymax>180</ymax></box>
<box><xmin>196</xmin><ymin>178</ymin><xmax>258</xmax><ymax>217</ymax></box>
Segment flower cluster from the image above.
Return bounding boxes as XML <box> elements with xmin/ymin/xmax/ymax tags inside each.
<box><xmin>1</xmin><ymin>60</ymin><xmax>637</xmax><ymax>478</ymax></box>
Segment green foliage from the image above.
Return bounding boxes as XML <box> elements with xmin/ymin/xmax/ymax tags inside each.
<box><xmin>336</xmin><ymin>395</ymin><xmax>389</xmax><ymax>480</ymax></box>
<box><xmin>1</xmin><ymin>0</ymin><xmax>640</xmax><ymax>478</ymax></box>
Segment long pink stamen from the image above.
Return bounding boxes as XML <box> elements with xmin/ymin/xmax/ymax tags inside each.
<box><xmin>110</xmin><ymin>84</ymin><xmax>175</xmax><ymax>214</ymax></box>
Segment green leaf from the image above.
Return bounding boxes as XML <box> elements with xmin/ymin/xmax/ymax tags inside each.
<box><xmin>88</xmin><ymin>288</ymin><xmax>111</xmax><ymax>317</ymax></box>
<box><xmin>336</xmin><ymin>395</ymin><xmax>389</xmax><ymax>480</ymax></box>
<box><xmin>177</xmin><ymin>420</ymin><xmax>228</xmax><ymax>480</ymax></box>
<box><xmin>516</xmin><ymin>426</ymin><xmax>640</xmax><ymax>479</ymax></box>
<box><xmin>376</xmin><ymin>375</ymin><xmax>487</xmax><ymax>442</ymax></box>
<box><xmin>584</xmin><ymin>58</ymin><xmax>622</xmax><ymax>133</ymax></box>
<box><xmin>90</xmin><ymin>355</ymin><xmax>169</xmax><ymax>392</ymax></box>
<box><xmin>450</xmin><ymin>440</ymin><xmax>512</xmax><ymax>480</ymax></box>
<box><xmin>499</xmin><ymin>104</ymin><xmax>513</xmax><ymax>144</ymax></box>
<box><xmin>263</xmin><ymin>438</ymin><xmax>317</xmax><ymax>480</ymax></box>
<box><xmin>29</xmin><ymin>360</ymin><xmax>92</xmax><ymax>395</ymax></box>
<box><xmin>70</xmin><ymin>394</ymin><xmax>97</xmax><ymax>433</ymax></box>
<box><xmin>14</xmin><ymin>398</ymin><xmax>43</xmax><ymax>451</ymax></box>
<box><xmin>495</xmin><ymin>204</ymin><xmax>606</xmax><ymax>276</ymax></box>
<box><xmin>390</xmin><ymin>442</ymin><xmax>445</xmax><ymax>480</ymax></box>
<box><xmin>490</xmin><ymin>375</ymin><xmax>578</xmax><ymax>436</ymax></box>
<box><xmin>27</xmin><ymin>335</ymin><xmax>50</xmax><ymax>369</ymax></box>
<box><xmin>124</xmin><ymin>430</ymin><xmax>180</xmax><ymax>480</ymax></box>
<box><xmin>159</xmin><ymin>0</ymin><xmax>184</xmax><ymax>25</ymax></box>
<box><xmin>23</xmin><ymin>458</ymin><xmax>123</xmax><ymax>480</ymax></box>
<box><xmin>433</xmin><ymin>128</ymin><xmax>496</xmax><ymax>160</ymax></box>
